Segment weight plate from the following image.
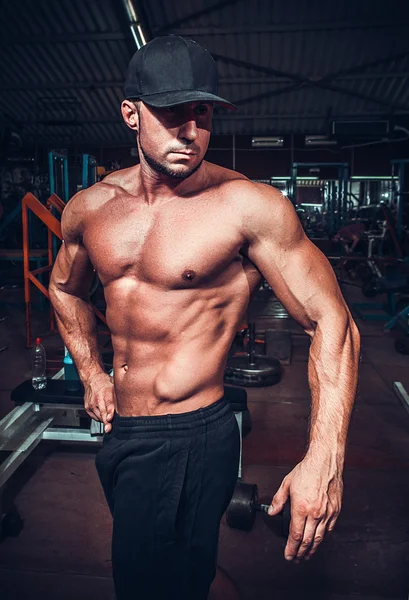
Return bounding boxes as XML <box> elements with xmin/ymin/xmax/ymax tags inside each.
<box><xmin>224</xmin><ymin>355</ymin><xmax>281</xmax><ymax>387</ymax></box>
<box><xmin>226</xmin><ymin>481</ymin><xmax>258</xmax><ymax>531</ymax></box>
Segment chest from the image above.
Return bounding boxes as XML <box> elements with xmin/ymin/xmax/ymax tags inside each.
<box><xmin>83</xmin><ymin>199</ymin><xmax>243</xmax><ymax>288</ymax></box>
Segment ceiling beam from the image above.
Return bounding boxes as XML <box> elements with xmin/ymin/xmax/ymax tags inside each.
<box><xmin>0</xmin><ymin>82</ymin><xmax>125</xmax><ymax>91</ymax></box>
<box><xmin>3</xmin><ymin>32</ymin><xmax>128</xmax><ymax>45</ymax></box>
<box><xmin>213</xmin><ymin>53</ymin><xmax>308</xmax><ymax>84</ymax></box>
<box><xmin>233</xmin><ymin>83</ymin><xmax>305</xmax><ymax>106</ymax></box>
<box><xmin>215</xmin><ymin>49</ymin><xmax>409</xmax><ymax>111</ymax></box>
<box><xmin>212</xmin><ymin>112</ymin><xmax>409</xmax><ymax>120</ymax></box>
<box><xmin>222</xmin><ymin>73</ymin><xmax>409</xmax><ymax>83</ymax></box>
<box><xmin>14</xmin><ymin>111</ymin><xmax>408</xmax><ymax>127</ymax></box>
<box><xmin>314</xmin><ymin>81</ymin><xmax>409</xmax><ymax>112</ymax></box>
<box><xmin>1</xmin><ymin>71</ymin><xmax>408</xmax><ymax>92</ymax></box>
<box><xmin>168</xmin><ymin>20</ymin><xmax>409</xmax><ymax>35</ymax></box>
<box><xmin>3</xmin><ymin>23</ymin><xmax>407</xmax><ymax>46</ymax></box>
<box><xmin>215</xmin><ymin>50</ymin><xmax>409</xmax><ymax>85</ymax></box>
<box><xmin>155</xmin><ymin>0</ymin><xmax>242</xmax><ymax>34</ymax></box>
<box><xmin>232</xmin><ymin>78</ymin><xmax>409</xmax><ymax>112</ymax></box>
<box><xmin>320</xmin><ymin>50</ymin><xmax>409</xmax><ymax>83</ymax></box>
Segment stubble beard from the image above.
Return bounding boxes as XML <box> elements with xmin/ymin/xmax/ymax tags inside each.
<box><xmin>137</xmin><ymin>125</ymin><xmax>203</xmax><ymax>181</ymax></box>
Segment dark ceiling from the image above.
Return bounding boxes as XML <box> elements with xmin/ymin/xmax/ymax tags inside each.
<box><xmin>1</xmin><ymin>0</ymin><xmax>409</xmax><ymax>147</ymax></box>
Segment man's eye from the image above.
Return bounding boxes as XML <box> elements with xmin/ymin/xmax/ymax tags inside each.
<box><xmin>166</xmin><ymin>106</ymin><xmax>177</xmax><ymax>113</ymax></box>
<box><xmin>195</xmin><ymin>105</ymin><xmax>208</xmax><ymax>115</ymax></box>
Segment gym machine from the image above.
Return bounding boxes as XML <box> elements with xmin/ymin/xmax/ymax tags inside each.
<box><xmin>82</xmin><ymin>154</ymin><xmax>97</xmax><ymax>190</ymax></box>
<box><xmin>391</xmin><ymin>159</ymin><xmax>409</xmax><ymax>241</ymax></box>
<box><xmin>48</xmin><ymin>151</ymin><xmax>69</xmax><ymax>203</ymax></box>
<box><xmin>49</xmin><ymin>151</ymin><xmax>98</xmax><ymax>201</ymax></box>
<box><xmin>289</xmin><ymin>162</ymin><xmax>349</xmax><ymax>235</ymax></box>
<box><xmin>224</xmin><ymin>322</ymin><xmax>282</xmax><ymax>387</ymax></box>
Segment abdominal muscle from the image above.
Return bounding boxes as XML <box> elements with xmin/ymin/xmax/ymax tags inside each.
<box><xmin>105</xmin><ymin>277</ymin><xmax>251</xmax><ymax>417</ymax></box>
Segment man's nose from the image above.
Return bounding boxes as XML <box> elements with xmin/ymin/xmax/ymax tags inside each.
<box><xmin>179</xmin><ymin>118</ymin><xmax>199</xmax><ymax>142</ymax></box>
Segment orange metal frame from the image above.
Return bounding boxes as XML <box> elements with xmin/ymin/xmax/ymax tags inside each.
<box><xmin>22</xmin><ymin>192</ymin><xmax>107</xmax><ymax>348</ymax></box>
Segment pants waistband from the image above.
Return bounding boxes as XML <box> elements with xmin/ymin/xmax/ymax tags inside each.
<box><xmin>111</xmin><ymin>395</ymin><xmax>232</xmax><ymax>436</ymax></box>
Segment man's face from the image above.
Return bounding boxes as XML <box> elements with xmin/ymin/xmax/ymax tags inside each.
<box><xmin>135</xmin><ymin>101</ymin><xmax>213</xmax><ymax>180</ymax></box>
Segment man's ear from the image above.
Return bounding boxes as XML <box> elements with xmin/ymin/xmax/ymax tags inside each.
<box><xmin>121</xmin><ymin>100</ymin><xmax>139</xmax><ymax>131</ymax></box>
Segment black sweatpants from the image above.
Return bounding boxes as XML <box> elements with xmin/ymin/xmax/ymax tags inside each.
<box><xmin>95</xmin><ymin>396</ymin><xmax>240</xmax><ymax>600</ymax></box>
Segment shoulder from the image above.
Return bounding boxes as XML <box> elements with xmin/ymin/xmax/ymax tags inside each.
<box><xmin>61</xmin><ymin>169</ymin><xmax>133</xmax><ymax>239</ymax></box>
<box><xmin>203</xmin><ymin>161</ymin><xmax>248</xmax><ymax>189</ymax></box>
<box><xmin>101</xmin><ymin>165</ymin><xmax>139</xmax><ymax>192</ymax></box>
<box><xmin>221</xmin><ymin>180</ymin><xmax>303</xmax><ymax>245</ymax></box>
<box><xmin>67</xmin><ymin>165</ymin><xmax>139</xmax><ymax>212</ymax></box>
<box><xmin>203</xmin><ymin>163</ymin><xmax>280</xmax><ymax>203</ymax></box>
<box><xmin>203</xmin><ymin>165</ymin><xmax>299</xmax><ymax>237</ymax></box>
<box><xmin>220</xmin><ymin>178</ymin><xmax>296</xmax><ymax>220</ymax></box>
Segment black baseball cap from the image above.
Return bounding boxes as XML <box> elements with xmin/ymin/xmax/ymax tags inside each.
<box><xmin>124</xmin><ymin>35</ymin><xmax>237</xmax><ymax>111</ymax></box>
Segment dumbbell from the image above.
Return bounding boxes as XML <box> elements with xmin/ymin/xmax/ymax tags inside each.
<box><xmin>226</xmin><ymin>481</ymin><xmax>291</xmax><ymax>537</ymax></box>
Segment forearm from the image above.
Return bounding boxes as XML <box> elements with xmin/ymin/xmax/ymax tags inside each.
<box><xmin>306</xmin><ymin>312</ymin><xmax>360</xmax><ymax>470</ymax></box>
<box><xmin>49</xmin><ymin>285</ymin><xmax>105</xmax><ymax>383</ymax></box>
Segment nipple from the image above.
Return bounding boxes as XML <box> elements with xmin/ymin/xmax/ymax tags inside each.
<box><xmin>182</xmin><ymin>269</ymin><xmax>196</xmax><ymax>282</ymax></box>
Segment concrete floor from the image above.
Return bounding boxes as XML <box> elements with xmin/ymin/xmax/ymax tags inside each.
<box><xmin>0</xmin><ymin>280</ymin><xmax>408</xmax><ymax>600</ymax></box>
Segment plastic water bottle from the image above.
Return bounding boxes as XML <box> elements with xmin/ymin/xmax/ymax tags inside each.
<box><xmin>32</xmin><ymin>337</ymin><xmax>47</xmax><ymax>390</ymax></box>
<box><xmin>63</xmin><ymin>349</ymin><xmax>81</xmax><ymax>392</ymax></box>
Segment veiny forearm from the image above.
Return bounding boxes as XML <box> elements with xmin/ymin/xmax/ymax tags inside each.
<box><xmin>49</xmin><ymin>285</ymin><xmax>105</xmax><ymax>383</ymax></box>
<box><xmin>306</xmin><ymin>312</ymin><xmax>360</xmax><ymax>470</ymax></box>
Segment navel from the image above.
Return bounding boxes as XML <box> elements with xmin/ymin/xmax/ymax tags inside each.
<box><xmin>121</xmin><ymin>363</ymin><xmax>128</xmax><ymax>373</ymax></box>
<box><xmin>182</xmin><ymin>269</ymin><xmax>196</xmax><ymax>282</ymax></box>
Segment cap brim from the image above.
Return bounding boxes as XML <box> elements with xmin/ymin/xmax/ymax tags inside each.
<box><xmin>138</xmin><ymin>89</ymin><xmax>237</xmax><ymax>111</ymax></box>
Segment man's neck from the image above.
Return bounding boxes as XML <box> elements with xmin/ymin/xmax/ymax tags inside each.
<box><xmin>137</xmin><ymin>160</ymin><xmax>209</xmax><ymax>206</ymax></box>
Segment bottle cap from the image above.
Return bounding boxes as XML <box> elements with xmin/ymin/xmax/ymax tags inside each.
<box><xmin>35</xmin><ymin>337</ymin><xmax>41</xmax><ymax>345</ymax></box>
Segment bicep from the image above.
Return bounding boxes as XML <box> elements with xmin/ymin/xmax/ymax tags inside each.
<box><xmin>50</xmin><ymin>240</ymin><xmax>95</xmax><ymax>298</ymax></box>
<box><xmin>50</xmin><ymin>202</ymin><xmax>94</xmax><ymax>298</ymax></box>
<box><xmin>245</xmin><ymin>191</ymin><xmax>348</xmax><ymax>332</ymax></box>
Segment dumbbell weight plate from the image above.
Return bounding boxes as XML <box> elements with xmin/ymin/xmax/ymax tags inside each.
<box><xmin>224</xmin><ymin>355</ymin><xmax>281</xmax><ymax>387</ymax></box>
<box><xmin>226</xmin><ymin>481</ymin><xmax>258</xmax><ymax>531</ymax></box>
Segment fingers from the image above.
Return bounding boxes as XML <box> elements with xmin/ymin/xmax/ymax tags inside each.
<box><xmin>284</xmin><ymin>509</ymin><xmax>307</xmax><ymax>561</ymax></box>
<box><xmin>293</xmin><ymin>516</ymin><xmax>320</xmax><ymax>561</ymax></box>
<box><xmin>326</xmin><ymin>508</ymin><xmax>340</xmax><ymax>534</ymax></box>
<box><xmin>286</xmin><ymin>505</ymin><xmax>340</xmax><ymax>562</ymax></box>
<box><xmin>304</xmin><ymin>520</ymin><xmax>327</xmax><ymax>560</ymax></box>
<box><xmin>268</xmin><ymin>478</ymin><xmax>289</xmax><ymax>516</ymax></box>
<box><xmin>86</xmin><ymin>402</ymin><xmax>114</xmax><ymax>432</ymax></box>
<box><xmin>99</xmin><ymin>402</ymin><xmax>108</xmax><ymax>427</ymax></box>
<box><xmin>104</xmin><ymin>403</ymin><xmax>115</xmax><ymax>433</ymax></box>
<box><xmin>85</xmin><ymin>405</ymin><xmax>103</xmax><ymax>423</ymax></box>
<box><xmin>104</xmin><ymin>389</ymin><xmax>116</xmax><ymax>432</ymax></box>
<box><xmin>85</xmin><ymin>382</ymin><xmax>116</xmax><ymax>433</ymax></box>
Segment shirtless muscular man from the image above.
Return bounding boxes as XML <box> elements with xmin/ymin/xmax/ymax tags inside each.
<box><xmin>49</xmin><ymin>36</ymin><xmax>360</xmax><ymax>600</ymax></box>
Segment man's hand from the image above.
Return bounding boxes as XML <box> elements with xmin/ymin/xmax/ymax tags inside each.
<box><xmin>267</xmin><ymin>456</ymin><xmax>343</xmax><ymax>562</ymax></box>
<box><xmin>84</xmin><ymin>372</ymin><xmax>116</xmax><ymax>433</ymax></box>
